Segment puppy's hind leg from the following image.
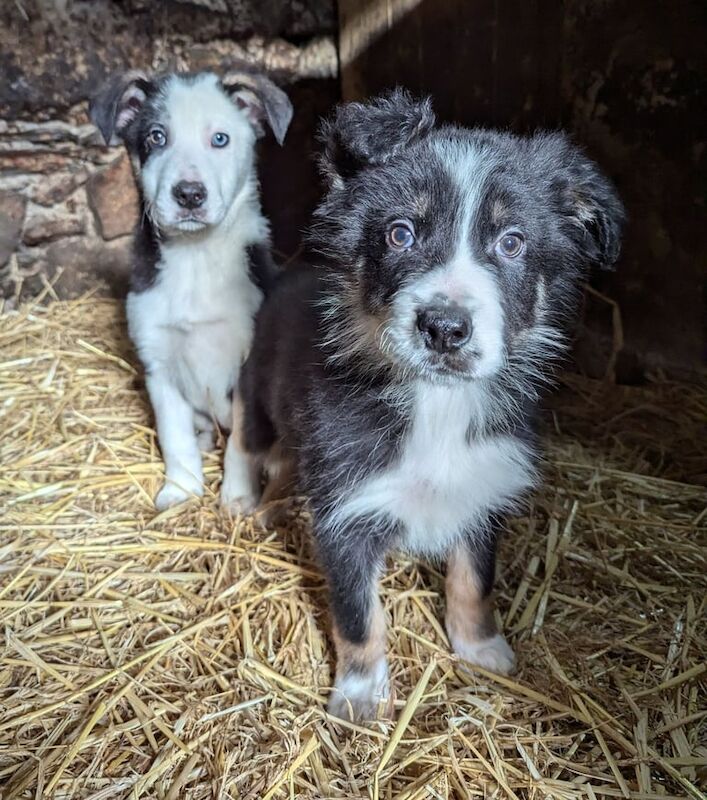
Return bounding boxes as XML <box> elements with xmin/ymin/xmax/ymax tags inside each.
<box><xmin>194</xmin><ymin>411</ymin><xmax>216</xmax><ymax>452</ymax></box>
<box><xmin>256</xmin><ymin>441</ymin><xmax>298</xmax><ymax>526</ymax></box>
<box><xmin>221</xmin><ymin>392</ymin><xmax>262</xmax><ymax>515</ymax></box>
<box><xmin>147</xmin><ymin>373</ymin><xmax>204</xmax><ymax>510</ymax></box>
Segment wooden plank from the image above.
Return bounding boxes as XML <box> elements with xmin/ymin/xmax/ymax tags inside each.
<box><xmin>338</xmin><ymin>0</ymin><xmax>563</xmax><ymax>130</ymax></box>
<box><xmin>339</xmin><ymin>0</ymin><xmax>424</xmax><ymax>100</ymax></box>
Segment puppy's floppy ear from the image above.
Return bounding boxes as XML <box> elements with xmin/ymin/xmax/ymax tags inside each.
<box><xmin>90</xmin><ymin>70</ymin><xmax>153</xmax><ymax>145</ymax></box>
<box><xmin>222</xmin><ymin>69</ymin><xmax>293</xmax><ymax>146</ymax></box>
<box><xmin>320</xmin><ymin>89</ymin><xmax>436</xmax><ymax>184</ymax></box>
<box><xmin>548</xmin><ymin>133</ymin><xmax>626</xmax><ymax>270</ymax></box>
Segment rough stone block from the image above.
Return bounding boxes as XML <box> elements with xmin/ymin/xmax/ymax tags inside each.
<box><xmin>87</xmin><ymin>154</ymin><xmax>139</xmax><ymax>241</ymax></box>
<box><xmin>0</xmin><ymin>192</ymin><xmax>26</xmax><ymax>265</ymax></box>
<box><xmin>46</xmin><ymin>235</ymin><xmax>133</xmax><ymax>297</ymax></box>
<box><xmin>22</xmin><ymin>200</ymin><xmax>86</xmax><ymax>246</ymax></box>
<box><xmin>31</xmin><ymin>168</ymin><xmax>90</xmax><ymax>207</ymax></box>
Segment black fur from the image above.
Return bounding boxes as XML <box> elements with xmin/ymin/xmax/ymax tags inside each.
<box><xmin>240</xmin><ymin>92</ymin><xmax>625</xmax><ymax>685</ymax></box>
<box><xmin>320</xmin><ymin>89</ymin><xmax>435</xmax><ymax>183</ymax></box>
<box><xmin>130</xmin><ymin>212</ymin><xmax>160</xmax><ymax>293</ymax></box>
<box><xmin>89</xmin><ymin>70</ymin><xmax>154</xmax><ymax>146</ymax></box>
<box><xmin>246</xmin><ymin>243</ymin><xmax>278</xmax><ymax>296</ymax></box>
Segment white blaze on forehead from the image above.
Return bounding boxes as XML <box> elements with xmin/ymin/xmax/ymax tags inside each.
<box><xmin>161</xmin><ymin>73</ymin><xmax>248</xmax><ymax>146</ymax></box>
<box><xmin>391</xmin><ymin>138</ymin><xmax>506</xmax><ymax>379</ymax></box>
<box><xmin>534</xmin><ymin>275</ymin><xmax>547</xmax><ymax>324</ymax></box>
<box><xmin>431</xmin><ymin>135</ymin><xmax>497</xmax><ymax>210</ymax></box>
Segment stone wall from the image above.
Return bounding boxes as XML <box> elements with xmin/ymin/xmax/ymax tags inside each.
<box><xmin>0</xmin><ymin>0</ymin><xmax>337</xmax><ymax>305</ymax></box>
<box><xmin>1</xmin><ymin>119</ymin><xmax>136</xmax><ymax>300</ymax></box>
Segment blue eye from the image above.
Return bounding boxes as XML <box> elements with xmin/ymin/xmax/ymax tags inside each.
<box><xmin>386</xmin><ymin>220</ymin><xmax>416</xmax><ymax>250</ymax></box>
<box><xmin>146</xmin><ymin>128</ymin><xmax>166</xmax><ymax>148</ymax></box>
<box><xmin>211</xmin><ymin>132</ymin><xmax>230</xmax><ymax>148</ymax></box>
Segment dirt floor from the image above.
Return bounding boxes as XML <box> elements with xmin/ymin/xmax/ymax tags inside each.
<box><xmin>0</xmin><ymin>295</ymin><xmax>705</xmax><ymax>799</ymax></box>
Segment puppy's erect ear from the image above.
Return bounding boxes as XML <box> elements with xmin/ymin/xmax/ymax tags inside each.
<box><xmin>222</xmin><ymin>69</ymin><xmax>293</xmax><ymax>146</ymax></box>
<box><xmin>90</xmin><ymin>70</ymin><xmax>153</xmax><ymax>145</ymax></box>
<box><xmin>320</xmin><ymin>89</ymin><xmax>436</xmax><ymax>184</ymax></box>
<box><xmin>547</xmin><ymin>133</ymin><xmax>626</xmax><ymax>270</ymax></box>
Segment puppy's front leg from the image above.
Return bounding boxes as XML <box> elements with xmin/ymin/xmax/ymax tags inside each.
<box><xmin>221</xmin><ymin>392</ymin><xmax>260</xmax><ymax>513</ymax></box>
<box><xmin>446</xmin><ymin>538</ymin><xmax>515</xmax><ymax>674</ymax></box>
<box><xmin>146</xmin><ymin>373</ymin><xmax>203</xmax><ymax>510</ymax></box>
<box><xmin>321</xmin><ymin>535</ymin><xmax>390</xmax><ymax>722</ymax></box>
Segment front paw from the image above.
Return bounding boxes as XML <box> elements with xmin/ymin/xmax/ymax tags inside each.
<box><xmin>452</xmin><ymin>632</ymin><xmax>516</xmax><ymax>675</ymax></box>
<box><xmin>155</xmin><ymin>476</ymin><xmax>203</xmax><ymax>510</ymax></box>
<box><xmin>220</xmin><ymin>476</ymin><xmax>257</xmax><ymax>515</ymax></box>
<box><xmin>327</xmin><ymin>660</ymin><xmax>390</xmax><ymax>722</ymax></box>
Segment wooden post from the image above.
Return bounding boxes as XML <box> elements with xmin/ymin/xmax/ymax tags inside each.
<box><xmin>339</xmin><ymin>0</ymin><xmax>423</xmax><ymax>101</ymax></box>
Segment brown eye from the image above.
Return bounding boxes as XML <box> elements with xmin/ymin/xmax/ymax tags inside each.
<box><xmin>386</xmin><ymin>221</ymin><xmax>415</xmax><ymax>250</ymax></box>
<box><xmin>497</xmin><ymin>232</ymin><xmax>524</xmax><ymax>258</ymax></box>
<box><xmin>147</xmin><ymin>128</ymin><xmax>167</xmax><ymax>148</ymax></box>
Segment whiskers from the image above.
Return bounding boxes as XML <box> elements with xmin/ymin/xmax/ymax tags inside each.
<box><xmin>481</xmin><ymin>324</ymin><xmax>567</xmax><ymax>430</ymax></box>
<box><xmin>318</xmin><ymin>275</ymin><xmax>567</xmax><ymax>439</ymax></box>
<box><xmin>317</xmin><ymin>281</ymin><xmax>396</xmax><ymax>378</ymax></box>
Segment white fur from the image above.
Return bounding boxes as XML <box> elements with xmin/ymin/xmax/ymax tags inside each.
<box><xmin>451</xmin><ymin>632</ymin><xmax>515</xmax><ymax>674</ymax></box>
<box><xmin>325</xmin><ymin>382</ymin><xmax>537</xmax><ymax>554</ymax></box>
<box><xmin>141</xmin><ymin>74</ymin><xmax>257</xmax><ymax>234</ymax></box>
<box><xmin>220</xmin><ymin>434</ymin><xmax>260</xmax><ymax>513</ymax></box>
<box><xmin>328</xmin><ymin>658</ymin><xmax>389</xmax><ymax>721</ymax></box>
<box><xmin>127</xmin><ymin>76</ymin><xmax>269</xmax><ymax>510</ymax></box>
<box><xmin>431</xmin><ymin>136</ymin><xmax>496</xmax><ymax>201</ymax></box>
<box><xmin>387</xmin><ymin>241</ymin><xmax>506</xmax><ymax>381</ymax></box>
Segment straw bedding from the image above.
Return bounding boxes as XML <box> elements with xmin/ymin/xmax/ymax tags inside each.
<box><xmin>0</xmin><ymin>292</ymin><xmax>705</xmax><ymax>800</ymax></box>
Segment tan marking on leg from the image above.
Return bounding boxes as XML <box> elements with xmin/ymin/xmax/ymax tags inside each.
<box><xmin>445</xmin><ymin>545</ymin><xmax>515</xmax><ymax>674</ymax></box>
<box><xmin>220</xmin><ymin>393</ymin><xmax>260</xmax><ymax>512</ymax></box>
<box><xmin>260</xmin><ymin>440</ymin><xmax>297</xmax><ymax>506</ymax></box>
<box><xmin>332</xmin><ymin>593</ymin><xmax>386</xmax><ymax>677</ymax></box>
<box><xmin>230</xmin><ymin>391</ymin><xmax>247</xmax><ymax>452</ymax></box>
<box><xmin>328</xmin><ymin>592</ymin><xmax>392</xmax><ymax>721</ymax></box>
<box><xmin>255</xmin><ymin>441</ymin><xmax>298</xmax><ymax>527</ymax></box>
<box><xmin>445</xmin><ymin>545</ymin><xmax>497</xmax><ymax>645</ymax></box>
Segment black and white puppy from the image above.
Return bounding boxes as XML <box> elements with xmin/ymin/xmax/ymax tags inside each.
<box><xmin>234</xmin><ymin>91</ymin><xmax>625</xmax><ymax>720</ymax></box>
<box><xmin>91</xmin><ymin>68</ymin><xmax>292</xmax><ymax>510</ymax></box>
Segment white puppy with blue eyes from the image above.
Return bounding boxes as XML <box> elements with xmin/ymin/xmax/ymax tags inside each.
<box><xmin>91</xmin><ymin>67</ymin><xmax>292</xmax><ymax>510</ymax></box>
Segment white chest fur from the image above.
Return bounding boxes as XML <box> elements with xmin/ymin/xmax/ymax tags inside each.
<box><xmin>127</xmin><ymin>227</ymin><xmax>263</xmax><ymax>429</ymax></box>
<box><xmin>327</xmin><ymin>383</ymin><xmax>537</xmax><ymax>555</ymax></box>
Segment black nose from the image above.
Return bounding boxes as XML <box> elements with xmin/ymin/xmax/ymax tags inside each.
<box><xmin>172</xmin><ymin>180</ymin><xmax>207</xmax><ymax>209</ymax></box>
<box><xmin>417</xmin><ymin>305</ymin><xmax>472</xmax><ymax>353</ymax></box>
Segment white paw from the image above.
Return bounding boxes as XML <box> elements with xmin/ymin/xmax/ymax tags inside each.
<box><xmin>221</xmin><ymin>437</ymin><xmax>258</xmax><ymax>515</ymax></box>
<box><xmin>327</xmin><ymin>659</ymin><xmax>390</xmax><ymax>722</ymax></box>
<box><xmin>155</xmin><ymin>476</ymin><xmax>203</xmax><ymax>511</ymax></box>
<box><xmin>452</xmin><ymin>633</ymin><xmax>516</xmax><ymax>675</ymax></box>
<box><xmin>220</xmin><ymin>475</ymin><xmax>257</xmax><ymax>515</ymax></box>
